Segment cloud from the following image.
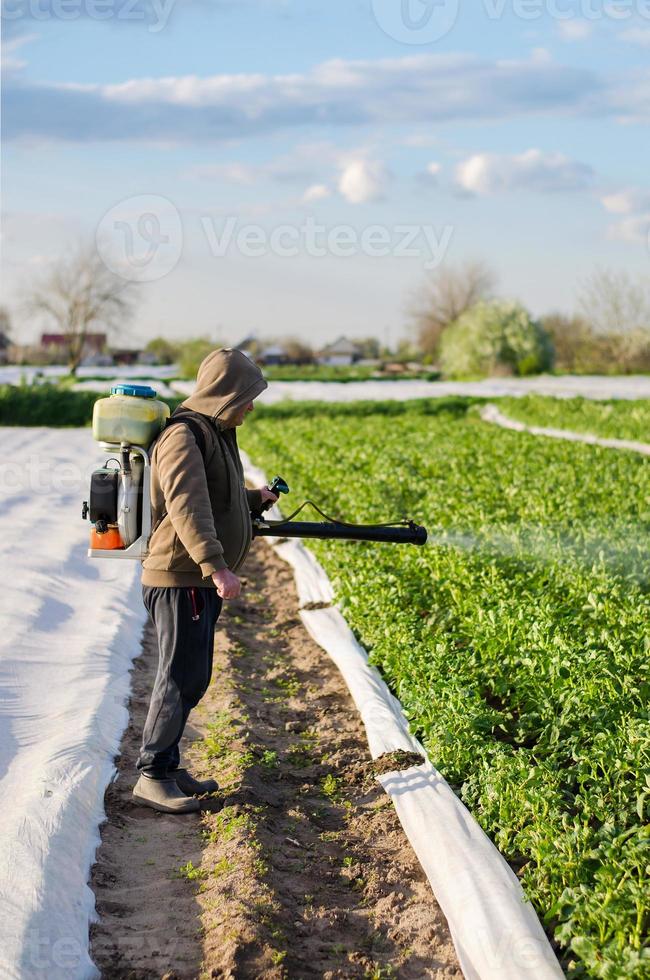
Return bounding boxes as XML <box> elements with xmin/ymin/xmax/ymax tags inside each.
<box><xmin>338</xmin><ymin>159</ymin><xmax>389</xmax><ymax>204</ymax></box>
<box><xmin>302</xmin><ymin>184</ymin><xmax>331</xmax><ymax>203</ymax></box>
<box><xmin>600</xmin><ymin>187</ymin><xmax>650</xmax><ymax>243</ymax></box>
<box><xmin>606</xmin><ymin>213</ymin><xmax>650</xmax><ymax>243</ymax></box>
<box><xmin>455</xmin><ymin>149</ymin><xmax>595</xmax><ymax>195</ymax></box>
<box><xmin>416</xmin><ymin>161</ymin><xmax>442</xmax><ymax>185</ymax></box>
<box><xmin>188</xmin><ymin>162</ymin><xmax>259</xmax><ymax>184</ymax></box>
<box><xmin>618</xmin><ymin>27</ymin><xmax>650</xmax><ymax>47</ymax></box>
<box><xmin>607</xmin><ymin>67</ymin><xmax>650</xmax><ymax>124</ymax></box>
<box><xmin>558</xmin><ymin>20</ymin><xmax>593</xmax><ymax>41</ymax></box>
<box><xmin>3</xmin><ymin>50</ymin><xmax>608</xmax><ymax>144</ymax></box>
<box><xmin>601</xmin><ymin>189</ymin><xmax>650</xmax><ymax>214</ymax></box>
<box><xmin>186</xmin><ymin>156</ymin><xmax>312</xmax><ymax>184</ymax></box>
<box><xmin>1</xmin><ymin>30</ymin><xmax>38</xmax><ymax>72</ymax></box>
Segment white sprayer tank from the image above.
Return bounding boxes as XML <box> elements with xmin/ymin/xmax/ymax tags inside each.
<box><xmin>92</xmin><ymin>383</ymin><xmax>170</xmax><ymax>446</ymax></box>
<box><xmin>88</xmin><ymin>384</ymin><xmax>169</xmax><ymax>558</ymax></box>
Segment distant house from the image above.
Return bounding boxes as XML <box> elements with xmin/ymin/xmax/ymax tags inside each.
<box><xmin>81</xmin><ymin>352</ymin><xmax>114</xmax><ymax>367</ymax></box>
<box><xmin>0</xmin><ymin>332</ymin><xmax>10</xmax><ymax>366</ymax></box>
<box><xmin>236</xmin><ymin>335</ymin><xmax>313</xmax><ymax>365</ymax></box>
<box><xmin>111</xmin><ymin>348</ymin><xmax>142</xmax><ymax>366</ymax></box>
<box><xmin>137</xmin><ymin>350</ymin><xmax>160</xmax><ymax>366</ymax></box>
<box><xmin>40</xmin><ymin>332</ymin><xmax>107</xmax><ymax>360</ymax></box>
<box><xmin>257</xmin><ymin>345</ymin><xmax>288</xmax><ymax>366</ymax></box>
<box><xmin>317</xmin><ymin>336</ymin><xmax>362</xmax><ymax>367</ymax></box>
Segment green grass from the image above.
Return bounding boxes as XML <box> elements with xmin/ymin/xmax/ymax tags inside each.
<box><xmin>177</xmin><ymin>860</ymin><xmax>208</xmax><ymax>882</ymax></box>
<box><xmin>0</xmin><ymin>383</ymin><xmax>184</xmax><ymax>426</ymax></box>
<box><xmin>496</xmin><ymin>395</ymin><xmax>650</xmax><ymax>444</ymax></box>
<box><xmin>260</xmin><ymin>363</ymin><xmax>441</xmax><ymax>383</ymax></box>
<box><xmin>241</xmin><ymin>399</ymin><xmax>650</xmax><ymax>979</ymax></box>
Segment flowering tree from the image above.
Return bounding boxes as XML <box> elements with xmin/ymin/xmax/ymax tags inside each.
<box><xmin>439</xmin><ymin>300</ymin><xmax>554</xmax><ymax>379</ymax></box>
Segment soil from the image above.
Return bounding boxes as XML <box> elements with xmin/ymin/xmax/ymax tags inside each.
<box><xmin>90</xmin><ymin>541</ymin><xmax>461</xmax><ymax>979</ymax></box>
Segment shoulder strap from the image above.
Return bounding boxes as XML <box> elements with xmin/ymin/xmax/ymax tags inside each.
<box><xmin>147</xmin><ymin>410</ymin><xmax>211</xmax><ymax>542</ymax></box>
<box><xmin>163</xmin><ymin>410</ymin><xmax>208</xmax><ymax>461</ymax></box>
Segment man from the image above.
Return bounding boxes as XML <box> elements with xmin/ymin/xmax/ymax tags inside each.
<box><xmin>132</xmin><ymin>348</ymin><xmax>278</xmax><ymax>814</ymax></box>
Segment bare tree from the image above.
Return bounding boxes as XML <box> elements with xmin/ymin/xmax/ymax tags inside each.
<box><xmin>279</xmin><ymin>336</ymin><xmax>314</xmax><ymax>364</ymax></box>
<box><xmin>578</xmin><ymin>268</ymin><xmax>650</xmax><ymax>335</ymax></box>
<box><xmin>0</xmin><ymin>307</ymin><xmax>11</xmax><ymax>338</ymax></box>
<box><xmin>24</xmin><ymin>245</ymin><xmax>137</xmax><ymax>375</ymax></box>
<box><xmin>354</xmin><ymin>336</ymin><xmax>382</xmax><ymax>359</ymax></box>
<box><xmin>410</xmin><ymin>260</ymin><xmax>496</xmax><ymax>361</ymax></box>
<box><xmin>0</xmin><ymin>307</ymin><xmax>11</xmax><ymax>365</ymax></box>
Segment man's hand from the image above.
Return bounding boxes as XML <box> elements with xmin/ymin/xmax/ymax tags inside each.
<box><xmin>212</xmin><ymin>568</ymin><xmax>241</xmax><ymax>600</ymax></box>
<box><xmin>259</xmin><ymin>487</ymin><xmax>279</xmax><ymax>508</ymax></box>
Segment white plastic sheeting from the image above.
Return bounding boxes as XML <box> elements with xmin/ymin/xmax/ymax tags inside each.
<box><xmin>0</xmin><ymin>365</ymin><xmax>178</xmax><ymax>386</ymax></box>
<box><xmin>481</xmin><ymin>403</ymin><xmax>650</xmax><ymax>456</ymax></box>
<box><xmin>243</xmin><ymin>451</ymin><xmax>564</xmax><ymax>980</ymax></box>
<box><xmin>0</xmin><ymin>428</ymin><xmax>145</xmax><ymax>980</ymax></box>
<box><xmin>173</xmin><ymin>374</ymin><xmax>650</xmax><ymax>404</ymax></box>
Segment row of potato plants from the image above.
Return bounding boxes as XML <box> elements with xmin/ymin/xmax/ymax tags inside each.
<box><xmin>495</xmin><ymin>395</ymin><xmax>650</xmax><ymax>444</ymax></box>
<box><xmin>243</xmin><ymin>398</ymin><xmax>649</xmax><ymax>979</ymax></box>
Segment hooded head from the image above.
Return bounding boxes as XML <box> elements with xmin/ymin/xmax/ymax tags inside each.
<box><xmin>181</xmin><ymin>348</ymin><xmax>267</xmax><ymax>428</ymax></box>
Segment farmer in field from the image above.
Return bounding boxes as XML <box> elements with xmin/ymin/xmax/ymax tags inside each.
<box><xmin>132</xmin><ymin>348</ymin><xmax>278</xmax><ymax>814</ymax></box>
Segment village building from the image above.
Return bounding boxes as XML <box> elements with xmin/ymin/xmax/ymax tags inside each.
<box><xmin>316</xmin><ymin>336</ymin><xmax>362</xmax><ymax>367</ymax></box>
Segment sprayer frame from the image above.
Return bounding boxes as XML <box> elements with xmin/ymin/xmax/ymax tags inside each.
<box><xmin>252</xmin><ymin>519</ymin><xmax>427</xmax><ymax>546</ymax></box>
<box><xmin>87</xmin><ymin>443</ymin><xmax>151</xmax><ymax>560</ymax></box>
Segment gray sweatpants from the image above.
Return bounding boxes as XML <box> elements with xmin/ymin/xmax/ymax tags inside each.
<box><xmin>137</xmin><ymin>585</ymin><xmax>222</xmax><ymax>778</ymax></box>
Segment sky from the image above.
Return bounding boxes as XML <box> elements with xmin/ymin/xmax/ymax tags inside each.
<box><xmin>2</xmin><ymin>0</ymin><xmax>650</xmax><ymax>349</ymax></box>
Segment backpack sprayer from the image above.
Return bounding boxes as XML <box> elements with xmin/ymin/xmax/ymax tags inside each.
<box><xmin>82</xmin><ymin>383</ymin><xmax>169</xmax><ymax>559</ymax></box>
<box><xmin>82</xmin><ymin>385</ymin><xmax>427</xmax><ymax>558</ymax></box>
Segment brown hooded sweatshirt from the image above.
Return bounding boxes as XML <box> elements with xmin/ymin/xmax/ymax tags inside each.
<box><xmin>141</xmin><ymin>348</ymin><xmax>268</xmax><ymax>588</ymax></box>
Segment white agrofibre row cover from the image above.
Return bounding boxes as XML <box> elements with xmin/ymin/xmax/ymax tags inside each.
<box><xmin>0</xmin><ymin>428</ymin><xmax>145</xmax><ymax>980</ymax></box>
<box><xmin>172</xmin><ymin>373</ymin><xmax>650</xmax><ymax>404</ymax></box>
<box><xmin>242</xmin><ymin>453</ymin><xmax>563</xmax><ymax>980</ymax></box>
<box><xmin>481</xmin><ymin>403</ymin><xmax>650</xmax><ymax>456</ymax></box>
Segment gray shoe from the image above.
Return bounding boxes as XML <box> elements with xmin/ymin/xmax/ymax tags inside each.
<box><xmin>132</xmin><ymin>775</ymin><xmax>200</xmax><ymax>814</ymax></box>
<box><xmin>170</xmin><ymin>767</ymin><xmax>219</xmax><ymax>796</ymax></box>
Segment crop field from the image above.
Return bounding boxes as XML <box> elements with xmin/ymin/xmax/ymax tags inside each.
<box><xmin>242</xmin><ymin>398</ymin><xmax>650</xmax><ymax>979</ymax></box>
<box><xmin>497</xmin><ymin>396</ymin><xmax>650</xmax><ymax>444</ymax></box>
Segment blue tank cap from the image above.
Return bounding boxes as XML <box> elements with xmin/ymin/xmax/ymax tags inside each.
<box><xmin>111</xmin><ymin>383</ymin><xmax>157</xmax><ymax>399</ymax></box>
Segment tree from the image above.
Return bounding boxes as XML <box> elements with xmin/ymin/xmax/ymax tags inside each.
<box><xmin>354</xmin><ymin>336</ymin><xmax>381</xmax><ymax>359</ymax></box>
<box><xmin>24</xmin><ymin>245</ymin><xmax>137</xmax><ymax>375</ymax></box>
<box><xmin>178</xmin><ymin>338</ymin><xmax>214</xmax><ymax>379</ymax></box>
<box><xmin>144</xmin><ymin>336</ymin><xmax>181</xmax><ymax>365</ymax></box>
<box><xmin>0</xmin><ymin>307</ymin><xmax>11</xmax><ymax>339</ymax></box>
<box><xmin>578</xmin><ymin>268</ymin><xmax>650</xmax><ymax>335</ymax></box>
<box><xmin>440</xmin><ymin>300</ymin><xmax>554</xmax><ymax>379</ymax></box>
<box><xmin>541</xmin><ymin>313</ymin><xmax>594</xmax><ymax>373</ymax></box>
<box><xmin>411</xmin><ymin>260</ymin><xmax>496</xmax><ymax>361</ymax></box>
<box><xmin>279</xmin><ymin>337</ymin><xmax>314</xmax><ymax>364</ymax></box>
<box><xmin>0</xmin><ymin>307</ymin><xmax>11</xmax><ymax>364</ymax></box>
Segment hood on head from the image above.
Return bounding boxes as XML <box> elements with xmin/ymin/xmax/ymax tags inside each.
<box><xmin>181</xmin><ymin>348</ymin><xmax>267</xmax><ymax>426</ymax></box>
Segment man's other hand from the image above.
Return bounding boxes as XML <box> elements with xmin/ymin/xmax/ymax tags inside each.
<box><xmin>259</xmin><ymin>487</ymin><xmax>279</xmax><ymax>507</ymax></box>
<box><xmin>212</xmin><ymin>568</ymin><xmax>241</xmax><ymax>599</ymax></box>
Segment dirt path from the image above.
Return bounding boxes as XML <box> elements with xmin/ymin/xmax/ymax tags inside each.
<box><xmin>90</xmin><ymin>541</ymin><xmax>461</xmax><ymax>979</ymax></box>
